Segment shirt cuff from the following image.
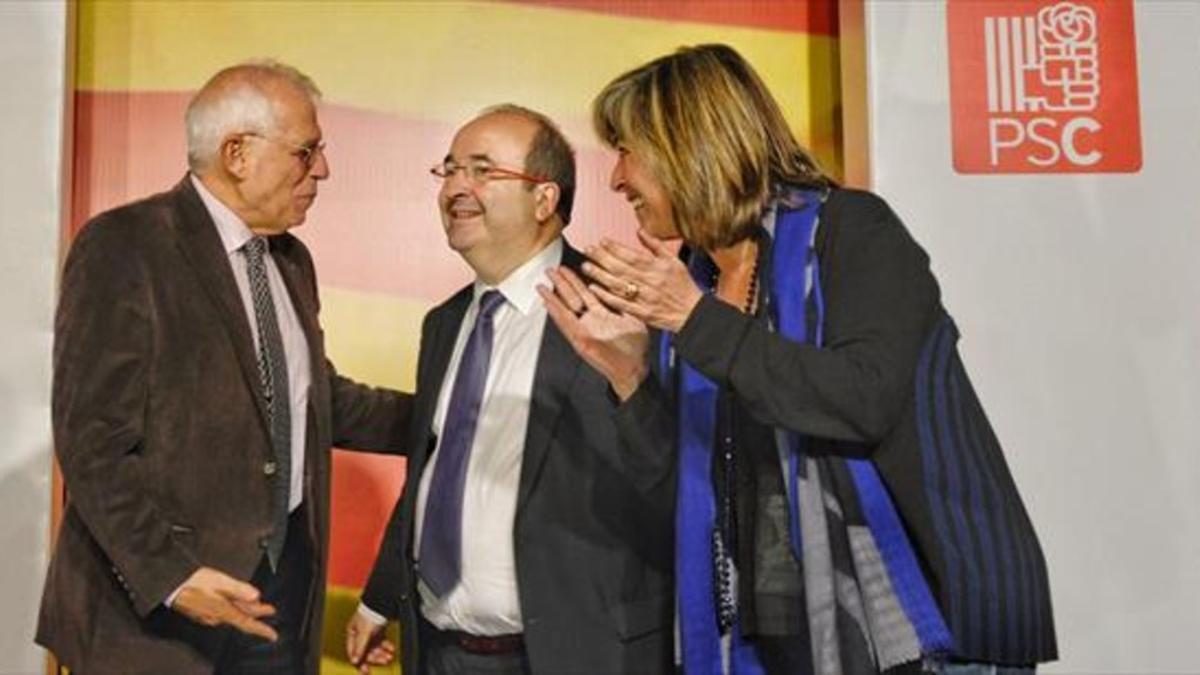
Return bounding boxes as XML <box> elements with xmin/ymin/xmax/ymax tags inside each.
<box><xmin>164</xmin><ymin>583</ymin><xmax>184</xmax><ymax>608</ymax></box>
<box><xmin>357</xmin><ymin>602</ymin><xmax>389</xmax><ymax>626</ymax></box>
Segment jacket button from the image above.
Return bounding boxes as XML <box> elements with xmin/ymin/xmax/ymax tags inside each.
<box><xmin>263</xmin><ymin>461</ymin><xmax>277</xmax><ymax>476</ymax></box>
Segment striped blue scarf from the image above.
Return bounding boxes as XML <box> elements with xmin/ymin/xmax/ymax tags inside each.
<box><xmin>666</xmin><ymin>189</ymin><xmax>954</xmax><ymax>674</ymax></box>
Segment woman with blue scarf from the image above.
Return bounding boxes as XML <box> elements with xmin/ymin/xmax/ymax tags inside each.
<box><xmin>538</xmin><ymin>44</ymin><xmax>1057</xmax><ymax>675</ymax></box>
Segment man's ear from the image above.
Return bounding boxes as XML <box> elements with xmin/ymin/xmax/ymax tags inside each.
<box><xmin>220</xmin><ymin>134</ymin><xmax>250</xmax><ymax>179</ymax></box>
<box><xmin>534</xmin><ymin>182</ymin><xmax>561</xmax><ymax>223</ymax></box>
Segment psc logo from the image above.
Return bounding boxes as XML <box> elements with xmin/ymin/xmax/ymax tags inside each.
<box><xmin>948</xmin><ymin>0</ymin><xmax>1141</xmax><ymax>174</ymax></box>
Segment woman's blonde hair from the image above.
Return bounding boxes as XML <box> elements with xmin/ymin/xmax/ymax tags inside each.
<box><xmin>592</xmin><ymin>44</ymin><xmax>830</xmax><ymax>250</ymax></box>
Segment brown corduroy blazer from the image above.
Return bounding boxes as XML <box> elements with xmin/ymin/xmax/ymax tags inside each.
<box><xmin>37</xmin><ymin>176</ymin><xmax>411</xmax><ymax>674</ymax></box>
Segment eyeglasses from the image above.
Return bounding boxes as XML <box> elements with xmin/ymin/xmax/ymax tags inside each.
<box><xmin>243</xmin><ymin>133</ymin><xmax>326</xmax><ymax>169</ymax></box>
<box><xmin>430</xmin><ymin>160</ymin><xmax>547</xmax><ymax>185</ymax></box>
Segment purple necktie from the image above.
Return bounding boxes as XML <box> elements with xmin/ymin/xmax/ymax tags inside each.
<box><xmin>419</xmin><ymin>289</ymin><xmax>505</xmax><ymax>596</ymax></box>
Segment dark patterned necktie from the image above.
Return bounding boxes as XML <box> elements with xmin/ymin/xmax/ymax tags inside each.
<box><xmin>244</xmin><ymin>236</ymin><xmax>292</xmax><ymax>571</ymax></box>
<box><xmin>419</xmin><ymin>289</ymin><xmax>505</xmax><ymax>596</ymax></box>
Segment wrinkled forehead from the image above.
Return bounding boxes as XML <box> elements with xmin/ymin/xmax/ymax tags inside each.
<box><xmin>447</xmin><ymin>113</ymin><xmax>536</xmax><ymax>165</ymax></box>
<box><xmin>270</xmin><ymin>84</ymin><xmax>322</xmax><ymax>142</ymax></box>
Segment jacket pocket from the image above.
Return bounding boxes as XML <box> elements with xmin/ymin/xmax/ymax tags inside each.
<box><xmin>609</xmin><ymin>593</ymin><xmax>670</xmax><ymax>641</ymax></box>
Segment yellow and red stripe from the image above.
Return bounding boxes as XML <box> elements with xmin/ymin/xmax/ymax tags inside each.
<box><xmin>73</xmin><ymin>0</ymin><xmax>841</xmax><ymax>589</ymax></box>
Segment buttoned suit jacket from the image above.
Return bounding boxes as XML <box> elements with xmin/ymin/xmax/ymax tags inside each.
<box><xmin>361</xmin><ymin>243</ymin><xmax>676</xmax><ymax>675</ymax></box>
<box><xmin>37</xmin><ymin>176</ymin><xmax>412</xmax><ymax>674</ymax></box>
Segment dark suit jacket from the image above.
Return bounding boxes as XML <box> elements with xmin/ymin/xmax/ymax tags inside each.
<box><xmin>361</xmin><ymin>243</ymin><xmax>675</xmax><ymax>674</ymax></box>
<box><xmin>37</xmin><ymin>176</ymin><xmax>412</xmax><ymax>674</ymax></box>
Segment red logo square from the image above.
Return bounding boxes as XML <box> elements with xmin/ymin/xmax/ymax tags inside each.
<box><xmin>948</xmin><ymin>0</ymin><xmax>1142</xmax><ymax>174</ymax></box>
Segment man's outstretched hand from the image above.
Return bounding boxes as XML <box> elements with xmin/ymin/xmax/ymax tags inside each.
<box><xmin>171</xmin><ymin>566</ymin><xmax>278</xmax><ymax>642</ymax></box>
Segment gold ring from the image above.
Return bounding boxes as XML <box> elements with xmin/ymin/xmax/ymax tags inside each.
<box><xmin>622</xmin><ymin>281</ymin><xmax>640</xmax><ymax>300</ymax></box>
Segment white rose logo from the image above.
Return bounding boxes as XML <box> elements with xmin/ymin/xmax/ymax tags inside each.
<box><xmin>1039</xmin><ymin>2</ymin><xmax>1097</xmax><ymax>47</ymax></box>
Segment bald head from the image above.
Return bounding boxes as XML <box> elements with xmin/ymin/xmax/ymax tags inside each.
<box><xmin>185</xmin><ymin>60</ymin><xmax>321</xmax><ymax>173</ymax></box>
<box><xmin>475</xmin><ymin>103</ymin><xmax>577</xmax><ymax>225</ymax></box>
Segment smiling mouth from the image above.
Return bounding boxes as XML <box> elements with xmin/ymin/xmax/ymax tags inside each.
<box><xmin>446</xmin><ymin>201</ymin><xmax>483</xmax><ymax>219</ymax></box>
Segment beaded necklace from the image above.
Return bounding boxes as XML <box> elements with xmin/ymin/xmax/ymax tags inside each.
<box><xmin>711</xmin><ymin>243</ymin><xmax>759</xmax><ymax>634</ymax></box>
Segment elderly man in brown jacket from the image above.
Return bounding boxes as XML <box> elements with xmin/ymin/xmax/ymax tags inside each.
<box><xmin>36</xmin><ymin>61</ymin><xmax>411</xmax><ymax>674</ymax></box>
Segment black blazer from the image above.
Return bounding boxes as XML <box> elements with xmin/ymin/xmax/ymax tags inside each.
<box><xmin>362</xmin><ymin>243</ymin><xmax>675</xmax><ymax>674</ymax></box>
<box><xmin>38</xmin><ymin>176</ymin><xmax>411</xmax><ymax>674</ymax></box>
<box><xmin>621</xmin><ymin>189</ymin><xmax>1056</xmax><ymax>667</ymax></box>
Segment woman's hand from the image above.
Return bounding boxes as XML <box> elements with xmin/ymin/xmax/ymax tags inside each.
<box><xmin>582</xmin><ymin>229</ymin><xmax>704</xmax><ymax>333</ymax></box>
<box><xmin>538</xmin><ymin>266</ymin><xmax>649</xmax><ymax>401</ymax></box>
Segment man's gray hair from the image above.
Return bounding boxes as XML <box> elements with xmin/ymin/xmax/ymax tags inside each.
<box><xmin>185</xmin><ymin>59</ymin><xmax>321</xmax><ymax>172</ymax></box>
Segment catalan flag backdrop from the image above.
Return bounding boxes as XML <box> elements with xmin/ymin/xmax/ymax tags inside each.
<box><xmin>69</xmin><ymin>0</ymin><xmax>840</xmax><ymax>665</ymax></box>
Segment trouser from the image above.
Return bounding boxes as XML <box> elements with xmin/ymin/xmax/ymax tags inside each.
<box><xmin>215</xmin><ymin>507</ymin><xmax>313</xmax><ymax>675</ymax></box>
<box><xmin>417</xmin><ymin>614</ymin><xmax>531</xmax><ymax>675</ymax></box>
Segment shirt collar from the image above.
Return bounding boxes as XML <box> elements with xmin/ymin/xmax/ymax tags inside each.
<box><xmin>190</xmin><ymin>173</ymin><xmax>256</xmax><ymax>255</ymax></box>
<box><xmin>473</xmin><ymin>237</ymin><xmax>564</xmax><ymax>316</ymax></box>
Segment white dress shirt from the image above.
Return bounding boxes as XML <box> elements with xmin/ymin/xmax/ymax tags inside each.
<box><xmin>191</xmin><ymin>174</ymin><xmax>311</xmax><ymax>512</ymax></box>
<box><xmin>361</xmin><ymin>238</ymin><xmax>561</xmax><ymax>635</ymax></box>
<box><xmin>165</xmin><ymin>176</ymin><xmax>313</xmax><ymax>608</ymax></box>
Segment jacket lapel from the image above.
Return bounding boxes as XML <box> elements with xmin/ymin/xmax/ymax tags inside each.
<box><xmin>411</xmin><ymin>287</ymin><xmax>472</xmax><ymax>477</ymax></box>
<box><xmin>399</xmin><ymin>287</ymin><xmax>470</xmax><ymax>560</ymax></box>
<box><xmin>272</xmin><ymin>238</ymin><xmax>321</xmax><ymax>349</ymax></box>
<box><xmin>170</xmin><ymin>176</ymin><xmax>272</xmax><ymax>436</ymax></box>
<box><xmin>516</xmin><ymin>243</ymin><xmax>585</xmax><ymax>514</ymax></box>
<box><xmin>271</xmin><ymin>237</ymin><xmax>327</xmax><ymax>472</ymax></box>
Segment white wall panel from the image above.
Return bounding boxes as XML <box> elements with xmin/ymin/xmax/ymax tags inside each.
<box><xmin>863</xmin><ymin>1</ymin><xmax>1200</xmax><ymax>671</ymax></box>
<box><xmin>0</xmin><ymin>1</ymin><xmax>69</xmax><ymax>672</ymax></box>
